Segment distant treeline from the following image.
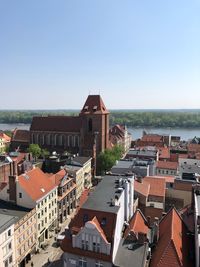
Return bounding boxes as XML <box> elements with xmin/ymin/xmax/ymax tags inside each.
<box><xmin>1</xmin><ymin>110</ymin><xmax>200</xmax><ymax>128</ymax></box>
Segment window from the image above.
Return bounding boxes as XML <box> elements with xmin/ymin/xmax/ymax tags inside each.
<box><xmin>8</xmin><ymin>229</ymin><xmax>11</xmax><ymax>236</ymax></box>
<box><xmin>4</xmin><ymin>259</ymin><xmax>8</xmax><ymax>267</ymax></box>
<box><xmin>38</xmin><ymin>213</ymin><xmax>40</xmax><ymax>219</ymax></box>
<box><xmin>8</xmin><ymin>242</ymin><xmax>12</xmax><ymax>250</ymax></box>
<box><xmin>83</xmin><ymin>214</ymin><xmax>88</xmax><ymax>223</ymax></box>
<box><xmin>95</xmin><ymin>263</ymin><xmax>103</xmax><ymax>267</ymax></box>
<box><xmin>79</xmin><ymin>259</ymin><xmax>87</xmax><ymax>267</ymax></box>
<box><xmin>88</xmin><ymin>118</ymin><xmax>92</xmax><ymax>132</ymax></box>
<box><xmin>101</xmin><ymin>218</ymin><xmax>107</xmax><ymax>226</ymax></box>
<box><xmin>97</xmin><ymin>243</ymin><xmax>100</xmax><ymax>253</ymax></box>
<box><xmin>9</xmin><ymin>255</ymin><xmax>12</xmax><ymax>264</ymax></box>
<box><xmin>19</xmin><ymin>192</ymin><xmax>22</xmax><ymax>198</ymax></box>
<box><xmin>92</xmin><ymin>242</ymin><xmax>96</xmax><ymax>252</ymax></box>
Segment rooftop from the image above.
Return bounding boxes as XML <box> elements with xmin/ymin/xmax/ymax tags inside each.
<box><xmin>156</xmin><ymin>161</ymin><xmax>178</xmax><ymax>170</ymax></box>
<box><xmin>71</xmin><ymin>156</ymin><xmax>92</xmax><ymax>166</ymax></box>
<box><xmin>150</xmin><ymin>208</ymin><xmax>194</xmax><ymax>267</ymax></box>
<box><xmin>127</xmin><ymin>149</ymin><xmax>157</xmax><ymax>157</ymax></box>
<box><xmin>0</xmin><ymin>213</ymin><xmax>16</xmax><ymax>234</ymax></box>
<box><xmin>18</xmin><ymin>167</ymin><xmax>57</xmax><ymax>201</ymax></box>
<box><xmin>82</xmin><ymin>175</ymin><xmax>127</xmax><ymax>213</ymax></box>
<box><xmin>114</xmin><ymin>240</ymin><xmax>148</xmax><ymax>267</ymax></box>
<box><xmin>0</xmin><ymin>199</ymin><xmax>31</xmax><ymax>222</ymax></box>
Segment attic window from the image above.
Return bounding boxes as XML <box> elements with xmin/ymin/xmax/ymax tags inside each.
<box><xmin>84</xmin><ymin>106</ymin><xmax>88</xmax><ymax>111</ymax></box>
<box><xmin>101</xmin><ymin>217</ymin><xmax>107</xmax><ymax>226</ymax></box>
<box><xmin>83</xmin><ymin>214</ymin><xmax>89</xmax><ymax>223</ymax></box>
<box><xmin>41</xmin><ymin>188</ymin><xmax>45</xmax><ymax>193</ymax></box>
<box><xmin>93</xmin><ymin>106</ymin><xmax>97</xmax><ymax>111</ymax></box>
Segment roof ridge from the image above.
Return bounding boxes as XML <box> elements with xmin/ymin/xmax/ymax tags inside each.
<box><xmin>157</xmin><ymin>239</ymin><xmax>182</xmax><ymax>267</ymax></box>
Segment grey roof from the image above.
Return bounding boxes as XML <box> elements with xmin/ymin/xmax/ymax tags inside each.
<box><xmin>0</xmin><ymin>214</ymin><xmax>16</xmax><ymax>234</ymax></box>
<box><xmin>0</xmin><ymin>200</ymin><xmax>31</xmax><ymax>223</ymax></box>
<box><xmin>111</xmin><ymin>160</ymin><xmax>149</xmax><ymax>177</ymax></box>
<box><xmin>71</xmin><ymin>156</ymin><xmax>92</xmax><ymax>166</ymax></box>
<box><xmin>82</xmin><ymin>175</ymin><xmax>127</xmax><ymax>214</ymax></box>
<box><xmin>114</xmin><ymin>239</ymin><xmax>148</xmax><ymax>267</ymax></box>
<box><xmin>127</xmin><ymin>149</ymin><xmax>157</xmax><ymax>157</ymax></box>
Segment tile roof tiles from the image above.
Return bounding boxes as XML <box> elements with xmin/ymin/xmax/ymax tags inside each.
<box><xmin>18</xmin><ymin>167</ymin><xmax>57</xmax><ymax>201</ymax></box>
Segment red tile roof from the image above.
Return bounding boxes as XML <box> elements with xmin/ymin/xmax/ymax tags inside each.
<box><xmin>30</xmin><ymin>116</ymin><xmax>81</xmax><ymax>132</ymax></box>
<box><xmin>124</xmin><ymin>209</ymin><xmax>149</xmax><ymax>238</ymax></box>
<box><xmin>80</xmin><ymin>95</ymin><xmax>109</xmax><ymax>115</ymax></box>
<box><xmin>12</xmin><ymin>129</ymin><xmax>30</xmax><ymax>142</ymax></box>
<box><xmin>156</xmin><ymin>161</ymin><xmax>178</xmax><ymax>170</ymax></box>
<box><xmin>142</xmin><ymin>134</ymin><xmax>163</xmax><ymax>143</ymax></box>
<box><xmin>69</xmin><ymin>209</ymin><xmax>116</xmax><ymax>243</ymax></box>
<box><xmin>150</xmin><ymin>175</ymin><xmax>175</xmax><ymax>184</ymax></box>
<box><xmin>143</xmin><ymin>177</ymin><xmax>166</xmax><ymax>197</ymax></box>
<box><xmin>159</xmin><ymin>147</ymin><xmax>170</xmax><ymax>159</ymax></box>
<box><xmin>150</xmin><ymin>208</ymin><xmax>193</xmax><ymax>267</ymax></box>
<box><xmin>61</xmin><ymin>208</ymin><xmax>116</xmax><ymax>261</ymax></box>
<box><xmin>18</xmin><ymin>167</ymin><xmax>57</xmax><ymax>201</ymax></box>
<box><xmin>134</xmin><ymin>180</ymin><xmax>150</xmax><ymax>197</ymax></box>
<box><xmin>90</xmin><ymin>217</ymin><xmax>109</xmax><ymax>243</ymax></box>
<box><xmin>0</xmin><ymin>132</ymin><xmax>11</xmax><ymax>143</ymax></box>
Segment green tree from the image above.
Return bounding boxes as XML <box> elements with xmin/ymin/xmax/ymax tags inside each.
<box><xmin>28</xmin><ymin>144</ymin><xmax>41</xmax><ymax>161</ymax></box>
<box><xmin>41</xmin><ymin>148</ymin><xmax>50</xmax><ymax>159</ymax></box>
<box><xmin>97</xmin><ymin>145</ymin><xmax>123</xmax><ymax>175</ymax></box>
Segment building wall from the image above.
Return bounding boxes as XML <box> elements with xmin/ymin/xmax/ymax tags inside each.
<box><xmin>73</xmin><ymin>222</ymin><xmax>111</xmax><ymax>255</ymax></box>
<box><xmin>14</xmin><ymin>209</ymin><xmax>37</xmax><ymax>266</ymax></box>
<box><xmin>194</xmin><ymin>193</ymin><xmax>200</xmax><ymax>267</ymax></box>
<box><xmin>166</xmin><ymin>188</ymin><xmax>192</xmax><ymax>207</ymax></box>
<box><xmin>62</xmin><ymin>252</ymin><xmax>112</xmax><ymax>267</ymax></box>
<box><xmin>31</xmin><ymin>131</ymin><xmax>80</xmax><ymax>154</ymax></box>
<box><xmin>36</xmin><ymin>188</ymin><xmax>57</xmax><ymax>248</ymax></box>
<box><xmin>156</xmin><ymin>168</ymin><xmax>177</xmax><ymax>176</ymax></box>
<box><xmin>0</xmin><ymin>224</ymin><xmax>15</xmax><ymax>267</ymax></box>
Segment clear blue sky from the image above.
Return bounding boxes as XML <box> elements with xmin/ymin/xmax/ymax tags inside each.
<box><xmin>0</xmin><ymin>0</ymin><xmax>199</xmax><ymax>109</ymax></box>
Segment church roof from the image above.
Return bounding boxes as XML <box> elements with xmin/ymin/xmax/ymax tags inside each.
<box><xmin>30</xmin><ymin>116</ymin><xmax>81</xmax><ymax>132</ymax></box>
<box><xmin>80</xmin><ymin>95</ymin><xmax>109</xmax><ymax>115</ymax></box>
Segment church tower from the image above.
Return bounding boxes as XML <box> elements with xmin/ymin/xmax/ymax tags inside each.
<box><xmin>80</xmin><ymin>95</ymin><xmax>109</xmax><ymax>157</ymax></box>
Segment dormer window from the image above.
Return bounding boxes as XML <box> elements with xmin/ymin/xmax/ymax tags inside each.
<box><xmin>84</xmin><ymin>106</ymin><xmax>88</xmax><ymax>111</ymax></box>
<box><xmin>83</xmin><ymin>214</ymin><xmax>89</xmax><ymax>223</ymax></box>
<box><xmin>93</xmin><ymin>106</ymin><xmax>97</xmax><ymax>111</ymax></box>
<box><xmin>101</xmin><ymin>217</ymin><xmax>107</xmax><ymax>226</ymax></box>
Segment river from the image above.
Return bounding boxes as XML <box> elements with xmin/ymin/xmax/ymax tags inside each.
<box><xmin>0</xmin><ymin>123</ymin><xmax>200</xmax><ymax>141</ymax></box>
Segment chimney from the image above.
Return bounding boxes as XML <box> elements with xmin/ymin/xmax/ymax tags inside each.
<box><xmin>8</xmin><ymin>175</ymin><xmax>17</xmax><ymax>204</ymax></box>
<box><xmin>153</xmin><ymin>217</ymin><xmax>159</xmax><ymax>244</ymax></box>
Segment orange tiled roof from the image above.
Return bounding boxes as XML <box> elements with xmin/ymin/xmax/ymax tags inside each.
<box><xmin>69</xmin><ymin>209</ymin><xmax>116</xmax><ymax>243</ymax></box>
<box><xmin>134</xmin><ymin>180</ymin><xmax>150</xmax><ymax>197</ymax></box>
<box><xmin>159</xmin><ymin>147</ymin><xmax>170</xmax><ymax>159</ymax></box>
<box><xmin>12</xmin><ymin>129</ymin><xmax>30</xmax><ymax>142</ymax></box>
<box><xmin>156</xmin><ymin>161</ymin><xmax>178</xmax><ymax>170</ymax></box>
<box><xmin>124</xmin><ymin>209</ymin><xmax>149</xmax><ymax>238</ymax></box>
<box><xmin>150</xmin><ymin>208</ymin><xmax>193</xmax><ymax>267</ymax></box>
<box><xmin>18</xmin><ymin>168</ymin><xmax>57</xmax><ymax>201</ymax></box>
<box><xmin>150</xmin><ymin>175</ymin><xmax>175</xmax><ymax>184</ymax></box>
<box><xmin>143</xmin><ymin>177</ymin><xmax>166</xmax><ymax>197</ymax></box>
<box><xmin>0</xmin><ymin>133</ymin><xmax>11</xmax><ymax>142</ymax></box>
<box><xmin>142</xmin><ymin>134</ymin><xmax>163</xmax><ymax>143</ymax></box>
<box><xmin>90</xmin><ymin>217</ymin><xmax>109</xmax><ymax>243</ymax></box>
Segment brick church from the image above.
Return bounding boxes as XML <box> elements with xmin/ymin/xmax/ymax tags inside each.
<box><xmin>12</xmin><ymin>95</ymin><xmax>110</xmax><ymax>158</ymax></box>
